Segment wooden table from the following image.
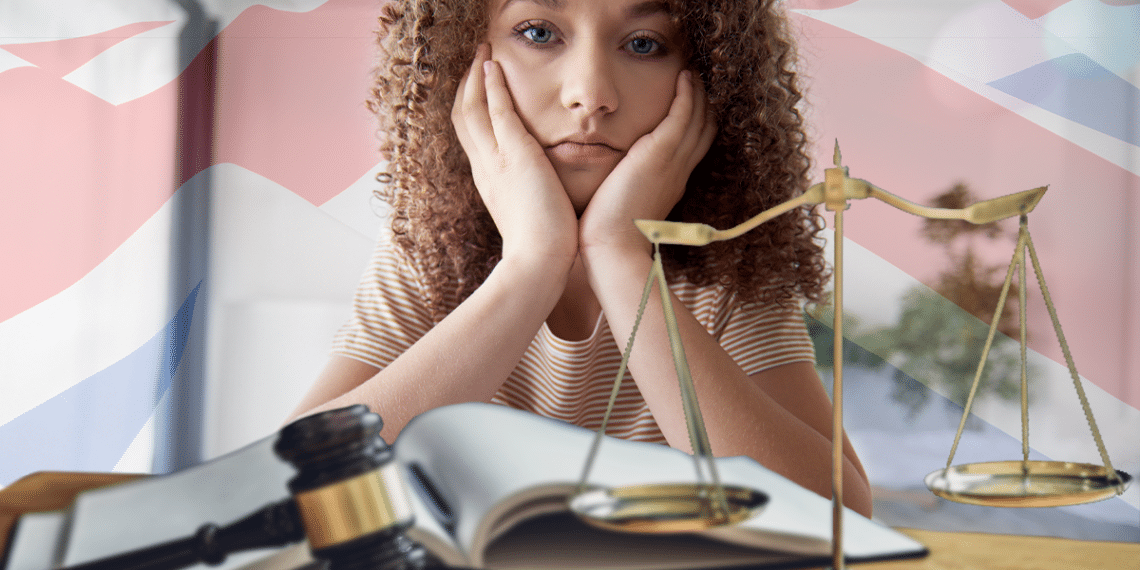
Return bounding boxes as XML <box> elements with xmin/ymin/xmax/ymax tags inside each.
<box><xmin>831</xmin><ymin>527</ymin><xmax>1139</xmax><ymax>570</ymax></box>
<box><xmin>3</xmin><ymin>473</ymin><xmax>1137</xmax><ymax>569</ymax></box>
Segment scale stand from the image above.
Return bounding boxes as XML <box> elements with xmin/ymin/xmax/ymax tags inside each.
<box><xmin>568</xmin><ymin>142</ymin><xmax>1130</xmax><ymax>570</ymax></box>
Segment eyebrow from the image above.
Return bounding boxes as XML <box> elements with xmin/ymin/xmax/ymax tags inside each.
<box><xmin>626</xmin><ymin>1</ymin><xmax>670</xmax><ymax>18</ymax></box>
<box><xmin>499</xmin><ymin>0</ymin><xmax>564</xmax><ymax>10</ymax></box>
<box><xmin>498</xmin><ymin>0</ymin><xmax>671</xmax><ymax>18</ymax></box>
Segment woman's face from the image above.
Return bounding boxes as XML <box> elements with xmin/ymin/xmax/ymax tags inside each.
<box><xmin>485</xmin><ymin>0</ymin><xmax>687</xmax><ymax>214</ymax></box>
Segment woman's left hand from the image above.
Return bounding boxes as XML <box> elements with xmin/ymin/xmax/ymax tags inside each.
<box><xmin>578</xmin><ymin>70</ymin><xmax>716</xmax><ymax>257</ymax></box>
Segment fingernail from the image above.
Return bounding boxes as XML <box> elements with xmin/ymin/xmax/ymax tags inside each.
<box><xmin>483</xmin><ymin>60</ymin><xmax>494</xmax><ymax>74</ymax></box>
<box><xmin>681</xmin><ymin>70</ymin><xmax>691</xmax><ymax>81</ymax></box>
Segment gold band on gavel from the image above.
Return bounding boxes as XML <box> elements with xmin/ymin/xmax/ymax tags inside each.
<box><xmin>294</xmin><ymin>463</ymin><xmax>414</xmax><ymax>550</ymax></box>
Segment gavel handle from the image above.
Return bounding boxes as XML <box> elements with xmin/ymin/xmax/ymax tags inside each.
<box><xmin>60</xmin><ymin>499</ymin><xmax>305</xmax><ymax>570</ymax></box>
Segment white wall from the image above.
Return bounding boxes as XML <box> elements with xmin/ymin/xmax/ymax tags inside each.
<box><xmin>202</xmin><ymin>163</ymin><xmax>386</xmax><ymax>459</ymax></box>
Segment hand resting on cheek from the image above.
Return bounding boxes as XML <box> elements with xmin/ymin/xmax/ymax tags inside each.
<box><xmin>579</xmin><ymin>71</ymin><xmax>717</xmax><ymax>257</ymax></box>
<box><xmin>451</xmin><ymin>44</ymin><xmax>579</xmax><ymax>267</ymax></box>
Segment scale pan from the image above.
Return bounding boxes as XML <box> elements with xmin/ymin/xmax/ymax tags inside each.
<box><xmin>926</xmin><ymin>460</ymin><xmax>1132</xmax><ymax>507</ymax></box>
<box><xmin>569</xmin><ymin>483</ymin><xmax>767</xmax><ymax>534</ymax></box>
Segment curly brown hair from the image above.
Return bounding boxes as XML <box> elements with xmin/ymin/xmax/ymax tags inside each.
<box><xmin>368</xmin><ymin>0</ymin><xmax>829</xmax><ymax>321</ymax></box>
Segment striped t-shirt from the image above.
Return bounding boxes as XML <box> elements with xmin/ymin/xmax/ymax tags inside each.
<box><xmin>332</xmin><ymin>231</ymin><xmax>817</xmax><ymax>444</ymax></box>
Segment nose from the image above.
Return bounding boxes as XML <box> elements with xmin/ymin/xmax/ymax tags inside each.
<box><xmin>559</xmin><ymin>43</ymin><xmax>619</xmax><ymax>119</ymax></box>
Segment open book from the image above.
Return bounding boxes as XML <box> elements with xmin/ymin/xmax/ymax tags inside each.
<box><xmin>393</xmin><ymin>403</ymin><xmax>925</xmax><ymax>569</ymax></box>
<box><xmin>4</xmin><ymin>403</ymin><xmax>926</xmax><ymax>570</ymax></box>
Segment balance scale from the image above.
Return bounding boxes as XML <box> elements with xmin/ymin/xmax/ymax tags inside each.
<box><xmin>568</xmin><ymin>142</ymin><xmax>1132</xmax><ymax>570</ymax></box>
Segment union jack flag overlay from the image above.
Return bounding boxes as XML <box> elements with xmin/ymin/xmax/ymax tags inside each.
<box><xmin>1</xmin><ymin>0</ymin><xmax>1136</xmax><ymax>540</ymax></box>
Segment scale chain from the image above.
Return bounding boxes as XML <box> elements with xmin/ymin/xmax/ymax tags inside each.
<box><xmin>576</xmin><ymin>256</ymin><xmax>657</xmax><ymax>495</ymax></box>
<box><xmin>1019</xmin><ymin>226</ymin><xmax>1029</xmax><ymax>466</ymax></box>
<box><xmin>652</xmin><ymin>245</ymin><xmax>729</xmax><ymax>515</ymax></box>
<box><xmin>1023</xmin><ymin>222</ymin><xmax>1120</xmax><ymax>483</ymax></box>
<box><xmin>946</xmin><ymin>226</ymin><xmax>1026</xmax><ymax>468</ymax></box>
<box><xmin>576</xmin><ymin>244</ymin><xmax>731</xmax><ymax>515</ymax></box>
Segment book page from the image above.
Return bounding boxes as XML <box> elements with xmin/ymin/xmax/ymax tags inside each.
<box><xmin>3</xmin><ymin>510</ymin><xmax>70</xmax><ymax>570</ymax></box>
<box><xmin>483</xmin><ymin>512</ymin><xmax>808</xmax><ymax>570</ymax></box>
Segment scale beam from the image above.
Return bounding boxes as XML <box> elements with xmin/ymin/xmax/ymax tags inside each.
<box><xmin>635</xmin><ymin>171</ymin><xmax>1047</xmax><ymax>246</ymax></box>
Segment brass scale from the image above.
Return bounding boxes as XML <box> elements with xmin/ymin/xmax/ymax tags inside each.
<box><xmin>565</xmin><ymin>143</ymin><xmax>1133</xmax><ymax>569</ymax></box>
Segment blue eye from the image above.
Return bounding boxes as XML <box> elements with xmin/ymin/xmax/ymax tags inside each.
<box><xmin>519</xmin><ymin>24</ymin><xmax>555</xmax><ymax>44</ymax></box>
<box><xmin>627</xmin><ymin>36</ymin><xmax>662</xmax><ymax>56</ymax></box>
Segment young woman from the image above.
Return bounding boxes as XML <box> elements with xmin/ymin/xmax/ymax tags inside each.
<box><xmin>290</xmin><ymin>0</ymin><xmax>872</xmax><ymax>515</ymax></box>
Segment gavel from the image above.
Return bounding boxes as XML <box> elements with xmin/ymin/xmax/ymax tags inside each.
<box><xmin>54</xmin><ymin>405</ymin><xmax>444</xmax><ymax>570</ymax></box>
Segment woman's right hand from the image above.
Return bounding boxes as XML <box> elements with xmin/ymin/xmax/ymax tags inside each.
<box><xmin>452</xmin><ymin>45</ymin><xmax>578</xmax><ymax>266</ymax></box>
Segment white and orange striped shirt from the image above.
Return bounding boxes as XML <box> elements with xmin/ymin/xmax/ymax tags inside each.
<box><xmin>332</xmin><ymin>231</ymin><xmax>817</xmax><ymax>444</ymax></box>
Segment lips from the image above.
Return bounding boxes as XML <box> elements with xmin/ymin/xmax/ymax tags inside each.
<box><xmin>545</xmin><ymin>135</ymin><xmax>623</xmax><ymax>165</ymax></box>
<box><xmin>546</xmin><ymin>142</ymin><xmax>623</xmax><ymax>164</ymax></box>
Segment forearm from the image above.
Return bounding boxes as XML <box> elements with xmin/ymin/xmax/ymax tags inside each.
<box><xmin>582</xmin><ymin>245</ymin><xmax>872</xmax><ymax>516</ymax></box>
<box><xmin>294</xmin><ymin>252</ymin><xmax>573</xmax><ymax>442</ymax></box>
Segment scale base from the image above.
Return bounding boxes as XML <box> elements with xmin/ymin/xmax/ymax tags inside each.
<box><xmin>926</xmin><ymin>460</ymin><xmax>1132</xmax><ymax>507</ymax></box>
<box><xmin>568</xmin><ymin>483</ymin><xmax>768</xmax><ymax>534</ymax></box>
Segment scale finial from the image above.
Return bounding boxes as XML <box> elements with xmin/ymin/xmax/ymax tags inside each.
<box><xmin>833</xmin><ymin>140</ymin><xmax>842</xmax><ymax>167</ymax></box>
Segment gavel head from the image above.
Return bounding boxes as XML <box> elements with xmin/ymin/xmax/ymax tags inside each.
<box><xmin>274</xmin><ymin>405</ymin><xmax>437</xmax><ymax>570</ymax></box>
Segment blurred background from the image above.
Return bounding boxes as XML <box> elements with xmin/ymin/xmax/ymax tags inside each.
<box><xmin>1</xmin><ymin>0</ymin><xmax>1137</xmax><ymax>543</ymax></box>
